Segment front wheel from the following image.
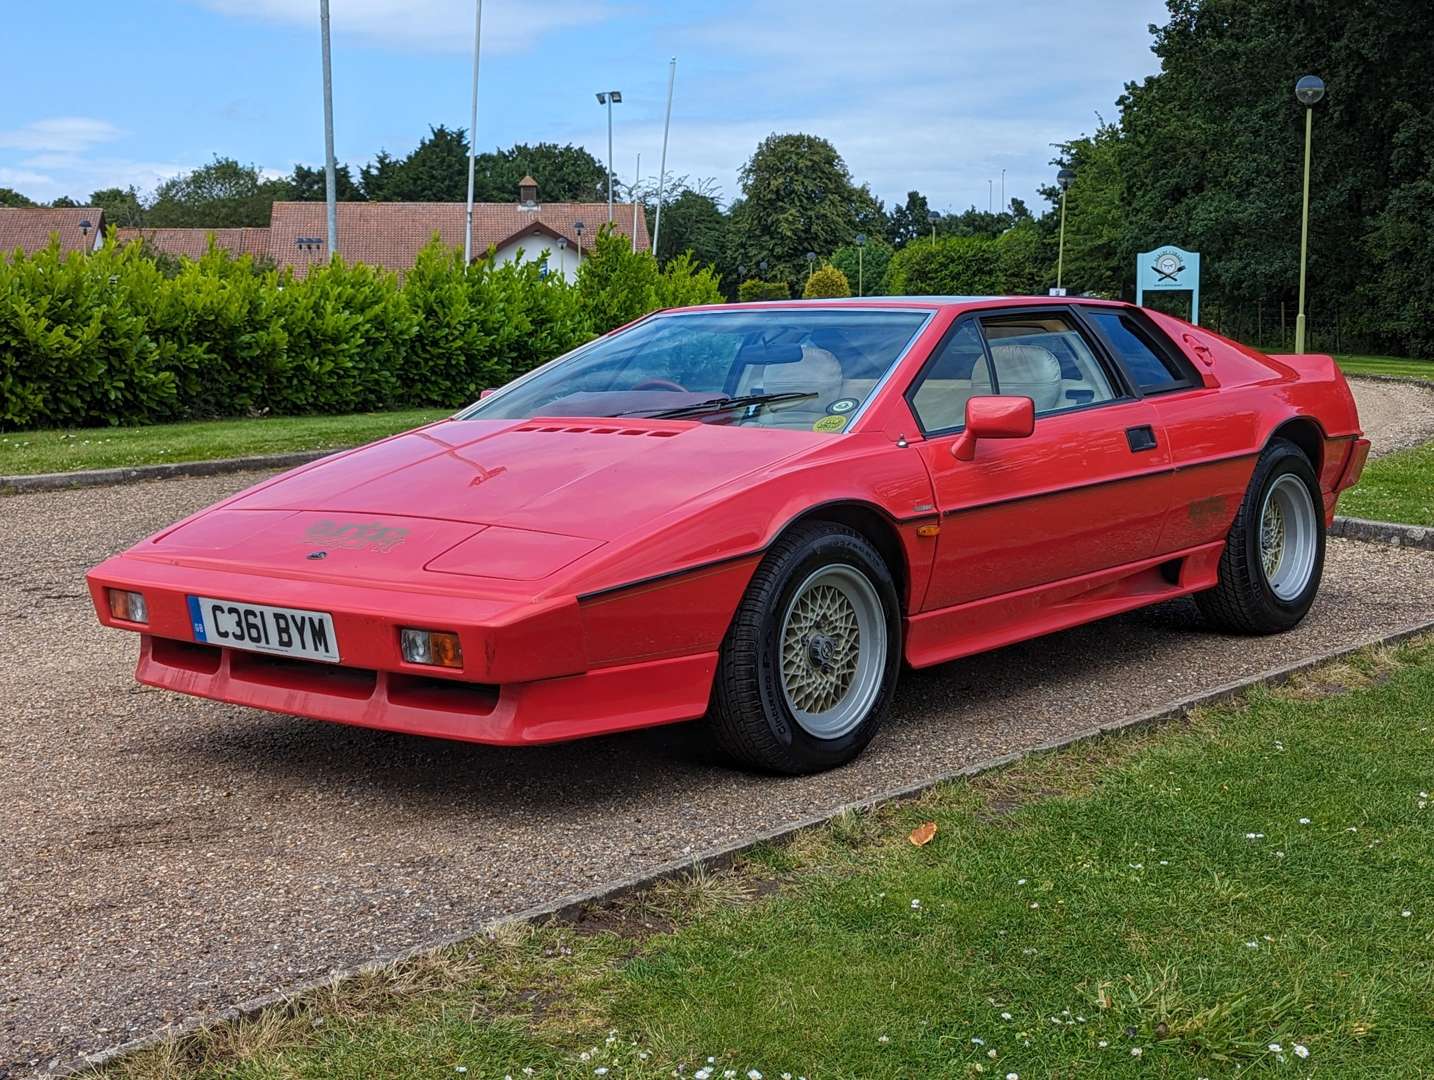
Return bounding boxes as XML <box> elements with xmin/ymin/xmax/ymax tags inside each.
<box><xmin>1196</xmin><ymin>438</ymin><xmax>1325</xmax><ymax>634</ymax></box>
<box><xmin>711</xmin><ymin>522</ymin><xmax>901</xmax><ymax>774</ymax></box>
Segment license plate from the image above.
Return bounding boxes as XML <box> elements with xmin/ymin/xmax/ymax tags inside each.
<box><xmin>187</xmin><ymin>596</ymin><xmax>340</xmax><ymax>663</ymax></box>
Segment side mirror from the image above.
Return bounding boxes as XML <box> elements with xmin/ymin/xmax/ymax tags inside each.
<box><xmin>951</xmin><ymin>395</ymin><xmax>1035</xmax><ymax>461</ymax></box>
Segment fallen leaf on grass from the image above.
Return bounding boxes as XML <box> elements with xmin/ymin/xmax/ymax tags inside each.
<box><xmin>909</xmin><ymin>821</ymin><xmax>938</xmax><ymax>847</ymax></box>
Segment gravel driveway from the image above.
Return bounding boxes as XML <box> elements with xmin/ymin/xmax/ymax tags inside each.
<box><xmin>4</xmin><ymin>379</ymin><xmax>1433</xmax><ymax>1076</ymax></box>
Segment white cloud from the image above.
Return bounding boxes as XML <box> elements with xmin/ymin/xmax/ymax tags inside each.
<box><xmin>188</xmin><ymin>0</ymin><xmax>615</xmax><ymax>53</ymax></box>
<box><xmin>0</xmin><ymin>117</ymin><xmax>123</xmax><ymax>154</ymax></box>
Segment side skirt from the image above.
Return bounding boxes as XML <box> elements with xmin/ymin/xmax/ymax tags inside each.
<box><xmin>904</xmin><ymin>541</ymin><xmax>1225</xmax><ymax>670</ymax></box>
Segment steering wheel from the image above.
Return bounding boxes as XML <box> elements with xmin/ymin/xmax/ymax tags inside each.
<box><xmin>630</xmin><ymin>377</ymin><xmax>687</xmax><ymax>392</ymax></box>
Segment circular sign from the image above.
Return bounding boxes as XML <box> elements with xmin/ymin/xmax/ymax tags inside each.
<box><xmin>812</xmin><ymin>414</ymin><xmax>848</xmax><ymax>433</ymax></box>
<box><xmin>826</xmin><ymin>397</ymin><xmax>860</xmax><ymax>415</ymax></box>
<box><xmin>1155</xmin><ymin>252</ymin><xmax>1182</xmax><ymax>277</ymax></box>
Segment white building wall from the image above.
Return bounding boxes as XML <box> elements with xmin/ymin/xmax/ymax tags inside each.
<box><xmin>490</xmin><ymin>233</ymin><xmax>582</xmax><ymax>282</ymax></box>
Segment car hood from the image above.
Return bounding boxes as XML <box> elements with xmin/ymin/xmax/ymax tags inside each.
<box><xmin>226</xmin><ymin>417</ymin><xmax>820</xmax><ymax>541</ymax></box>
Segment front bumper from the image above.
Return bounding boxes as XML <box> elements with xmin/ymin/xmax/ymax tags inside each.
<box><xmin>87</xmin><ymin>554</ymin><xmax>718</xmax><ymax>744</ymax></box>
<box><xmin>132</xmin><ymin>633</ymin><xmax>717</xmax><ymax>744</ymax></box>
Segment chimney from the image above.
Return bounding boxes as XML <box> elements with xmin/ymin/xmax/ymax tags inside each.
<box><xmin>518</xmin><ymin>175</ymin><xmax>538</xmax><ymax>208</ymax></box>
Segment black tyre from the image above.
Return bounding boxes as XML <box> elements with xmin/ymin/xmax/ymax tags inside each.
<box><xmin>1196</xmin><ymin>437</ymin><xmax>1325</xmax><ymax>634</ymax></box>
<box><xmin>711</xmin><ymin>522</ymin><xmax>902</xmax><ymax>774</ymax></box>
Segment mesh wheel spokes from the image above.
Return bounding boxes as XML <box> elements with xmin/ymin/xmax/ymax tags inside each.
<box><xmin>1259</xmin><ymin>473</ymin><xmax>1318</xmax><ymax>601</ymax></box>
<box><xmin>778</xmin><ymin>565</ymin><xmax>888</xmax><ymax>740</ymax></box>
<box><xmin>780</xmin><ymin>585</ymin><xmax>861</xmax><ymax>713</ymax></box>
<box><xmin>1260</xmin><ymin>497</ymin><xmax>1285</xmax><ymax>579</ymax></box>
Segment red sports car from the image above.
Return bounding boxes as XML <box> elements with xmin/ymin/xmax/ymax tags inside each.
<box><xmin>89</xmin><ymin>297</ymin><xmax>1370</xmax><ymax>773</ymax></box>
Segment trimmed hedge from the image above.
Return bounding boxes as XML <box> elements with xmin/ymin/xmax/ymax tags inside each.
<box><xmin>881</xmin><ymin>225</ymin><xmax>1046</xmax><ymax>297</ymax></box>
<box><xmin>803</xmin><ymin>263</ymin><xmax>851</xmax><ymax>298</ymax></box>
<box><xmin>737</xmin><ymin>279</ymin><xmax>791</xmax><ymax>302</ymax></box>
<box><xmin>0</xmin><ymin>225</ymin><xmax>721</xmax><ymax>431</ymax></box>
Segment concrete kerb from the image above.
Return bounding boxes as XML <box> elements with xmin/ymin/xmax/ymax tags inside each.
<box><xmin>1329</xmin><ymin>515</ymin><xmax>1434</xmax><ymax>551</ymax></box>
<box><xmin>0</xmin><ymin>450</ymin><xmax>339</xmax><ymax>495</ymax></box>
<box><xmin>61</xmin><ymin>616</ymin><xmax>1434</xmax><ymax>1079</ymax></box>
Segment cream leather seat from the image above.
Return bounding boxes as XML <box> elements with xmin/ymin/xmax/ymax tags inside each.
<box><xmin>751</xmin><ymin>344</ymin><xmax>846</xmax><ymax>424</ymax></box>
<box><xmin>988</xmin><ymin>343</ymin><xmax>1064</xmax><ymax>414</ymax></box>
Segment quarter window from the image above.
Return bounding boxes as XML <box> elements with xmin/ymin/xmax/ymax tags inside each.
<box><xmin>909</xmin><ymin>323</ymin><xmax>992</xmax><ymax>433</ymax></box>
<box><xmin>1083</xmin><ymin>309</ymin><xmax>1188</xmax><ymax>392</ymax></box>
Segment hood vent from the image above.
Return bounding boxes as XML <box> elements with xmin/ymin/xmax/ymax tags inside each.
<box><xmin>516</xmin><ymin>424</ymin><xmax>680</xmax><ymax>438</ymax></box>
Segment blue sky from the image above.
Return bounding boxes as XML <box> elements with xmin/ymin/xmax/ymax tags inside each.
<box><xmin>0</xmin><ymin>0</ymin><xmax>1167</xmax><ymax>214</ymax></box>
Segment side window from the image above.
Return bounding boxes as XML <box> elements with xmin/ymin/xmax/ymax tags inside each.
<box><xmin>1083</xmin><ymin>309</ymin><xmax>1189</xmax><ymax>392</ymax></box>
<box><xmin>981</xmin><ymin>313</ymin><xmax>1116</xmax><ymax>416</ymax></box>
<box><xmin>908</xmin><ymin>322</ymin><xmax>992</xmax><ymax>433</ymax></box>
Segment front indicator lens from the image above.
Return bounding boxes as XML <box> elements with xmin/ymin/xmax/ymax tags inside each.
<box><xmin>107</xmin><ymin>588</ymin><xmax>148</xmax><ymax>623</ymax></box>
<box><xmin>400</xmin><ymin>628</ymin><xmax>463</xmax><ymax>669</ymax></box>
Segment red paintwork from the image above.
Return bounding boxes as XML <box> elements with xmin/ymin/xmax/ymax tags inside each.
<box><xmin>87</xmin><ymin>297</ymin><xmax>1367</xmax><ymax>746</ymax></box>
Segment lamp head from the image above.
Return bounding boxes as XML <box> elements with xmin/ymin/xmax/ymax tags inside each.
<box><xmin>1295</xmin><ymin>74</ymin><xmax>1325</xmax><ymax>106</ymax></box>
<box><xmin>1057</xmin><ymin>168</ymin><xmax>1075</xmax><ymax>190</ymax></box>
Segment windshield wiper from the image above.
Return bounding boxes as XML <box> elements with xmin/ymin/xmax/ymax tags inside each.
<box><xmin>618</xmin><ymin>391</ymin><xmax>818</xmax><ymax>420</ymax></box>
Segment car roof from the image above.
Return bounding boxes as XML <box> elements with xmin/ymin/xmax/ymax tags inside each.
<box><xmin>661</xmin><ymin>296</ymin><xmax>1132</xmax><ymax>314</ymax></box>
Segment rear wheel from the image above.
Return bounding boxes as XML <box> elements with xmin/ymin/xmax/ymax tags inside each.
<box><xmin>711</xmin><ymin>522</ymin><xmax>901</xmax><ymax>773</ymax></box>
<box><xmin>1196</xmin><ymin>438</ymin><xmax>1325</xmax><ymax>634</ymax></box>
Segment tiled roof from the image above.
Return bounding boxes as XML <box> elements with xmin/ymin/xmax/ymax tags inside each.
<box><xmin>114</xmin><ymin>227</ymin><xmax>271</xmax><ymax>261</ymax></box>
<box><xmin>0</xmin><ymin>207</ymin><xmax>103</xmax><ymax>258</ymax></box>
<box><xmin>266</xmin><ymin>201</ymin><xmax>650</xmax><ymax>276</ymax></box>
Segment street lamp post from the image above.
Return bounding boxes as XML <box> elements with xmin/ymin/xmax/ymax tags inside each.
<box><xmin>574</xmin><ymin>220</ymin><xmax>585</xmax><ymax>259</ymax></box>
<box><xmin>1294</xmin><ymin>74</ymin><xmax>1325</xmax><ymax>354</ymax></box>
<box><xmin>806</xmin><ymin>251</ymin><xmax>817</xmax><ymax>286</ymax></box>
<box><xmin>927</xmin><ymin>209</ymin><xmax>940</xmax><ymax>243</ymax></box>
<box><xmin>1055</xmin><ymin>167</ymin><xmax>1075</xmax><ymax>293</ymax></box>
<box><xmin>854</xmin><ymin>233</ymin><xmax>866</xmax><ymax>297</ymax></box>
<box><xmin>595</xmin><ymin>90</ymin><xmax>622</xmax><ymax>223</ymax></box>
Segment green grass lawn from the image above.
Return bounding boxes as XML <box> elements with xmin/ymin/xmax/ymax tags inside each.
<box><xmin>1340</xmin><ymin>440</ymin><xmax>1434</xmax><ymax>527</ymax></box>
<box><xmin>1336</xmin><ymin>354</ymin><xmax>1434</xmax><ymax>382</ymax></box>
<box><xmin>106</xmin><ymin>636</ymin><xmax>1434</xmax><ymax>1079</ymax></box>
<box><xmin>0</xmin><ymin>409</ymin><xmax>450</xmax><ymax>475</ymax></box>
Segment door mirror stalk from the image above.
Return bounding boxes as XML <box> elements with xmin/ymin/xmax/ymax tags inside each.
<box><xmin>951</xmin><ymin>395</ymin><xmax>1035</xmax><ymax>460</ymax></box>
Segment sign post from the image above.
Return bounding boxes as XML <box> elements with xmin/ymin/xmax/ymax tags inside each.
<box><xmin>1136</xmin><ymin>245</ymin><xmax>1200</xmax><ymax>324</ymax></box>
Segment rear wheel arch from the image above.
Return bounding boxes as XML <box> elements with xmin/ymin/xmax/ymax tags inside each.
<box><xmin>775</xmin><ymin>501</ymin><xmax>909</xmax><ymax>613</ymax></box>
<box><xmin>1268</xmin><ymin>416</ymin><xmax>1325</xmax><ymax>473</ymax></box>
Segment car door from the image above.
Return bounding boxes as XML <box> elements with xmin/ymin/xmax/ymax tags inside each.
<box><xmin>907</xmin><ymin>308</ymin><xmax>1173</xmax><ymax>611</ymax></box>
<box><xmin>1076</xmin><ymin>306</ymin><xmax>1258</xmax><ymax>555</ymax></box>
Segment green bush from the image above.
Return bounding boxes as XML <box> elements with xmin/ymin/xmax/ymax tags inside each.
<box><xmin>737</xmin><ymin>279</ymin><xmax>791</xmax><ymax>302</ymax></box>
<box><xmin>803</xmin><ymin>263</ymin><xmax>851</xmax><ymax>299</ymax></box>
<box><xmin>829</xmin><ymin>238</ymin><xmax>893</xmax><ymax>297</ymax></box>
<box><xmin>578</xmin><ymin>225</ymin><xmax>723</xmax><ymax>333</ymax></box>
<box><xmin>0</xmin><ymin>227</ymin><xmax>720</xmax><ymax>431</ymax></box>
<box><xmin>882</xmin><ymin>234</ymin><xmax>1003</xmax><ymax>296</ymax></box>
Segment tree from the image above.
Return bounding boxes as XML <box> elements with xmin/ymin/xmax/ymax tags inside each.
<box><xmin>886</xmin><ymin>191</ymin><xmax>931</xmax><ymax>248</ymax></box>
<box><xmin>146</xmin><ymin>157</ymin><xmax>292</xmax><ymax>227</ymax></box>
<box><xmin>470</xmin><ymin>142</ymin><xmax>606</xmax><ymax>203</ymax></box>
<box><xmin>649</xmin><ymin>187</ymin><xmax>728</xmax><ymax>268</ymax></box>
<box><xmin>829</xmin><ymin>237</ymin><xmax>893</xmax><ymax>297</ymax></box>
<box><xmin>0</xmin><ymin>188</ymin><xmax>37</xmax><ymax>208</ymax></box>
<box><xmin>288</xmin><ymin>163</ymin><xmax>362</xmax><ymax>201</ymax></box>
<box><xmin>727</xmin><ymin>133</ymin><xmax>873</xmax><ymax>291</ymax></box>
<box><xmin>1035</xmin><ymin>124</ymin><xmax>1127</xmax><ymax>297</ymax></box>
<box><xmin>394</xmin><ymin>124</ymin><xmax>470</xmax><ymax>201</ymax></box>
<box><xmin>89</xmin><ymin>186</ymin><xmax>145</xmax><ymax>227</ymax></box>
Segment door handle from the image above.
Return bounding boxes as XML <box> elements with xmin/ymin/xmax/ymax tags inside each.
<box><xmin>1126</xmin><ymin>425</ymin><xmax>1159</xmax><ymax>453</ymax></box>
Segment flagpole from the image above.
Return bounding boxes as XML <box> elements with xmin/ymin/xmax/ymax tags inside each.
<box><xmin>319</xmin><ymin>0</ymin><xmax>339</xmax><ymax>258</ymax></box>
<box><xmin>462</xmin><ymin>0</ymin><xmax>483</xmax><ymax>269</ymax></box>
<box><xmin>651</xmin><ymin>57</ymin><xmax>675</xmax><ymax>259</ymax></box>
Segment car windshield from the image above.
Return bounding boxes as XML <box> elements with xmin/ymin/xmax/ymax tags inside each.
<box><xmin>459</xmin><ymin>308</ymin><xmax>932</xmax><ymax>433</ymax></box>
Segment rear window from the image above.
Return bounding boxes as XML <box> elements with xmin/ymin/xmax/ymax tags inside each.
<box><xmin>1083</xmin><ymin>310</ymin><xmax>1189</xmax><ymax>392</ymax></box>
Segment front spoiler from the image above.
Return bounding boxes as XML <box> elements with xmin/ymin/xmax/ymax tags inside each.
<box><xmin>134</xmin><ymin>634</ymin><xmax>717</xmax><ymax>745</ymax></box>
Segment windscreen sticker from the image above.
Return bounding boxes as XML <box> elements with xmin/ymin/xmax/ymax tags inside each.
<box><xmin>812</xmin><ymin>414</ymin><xmax>848</xmax><ymax>433</ymax></box>
<box><xmin>826</xmin><ymin>397</ymin><xmax>860</xmax><ymax>415</ymax></box>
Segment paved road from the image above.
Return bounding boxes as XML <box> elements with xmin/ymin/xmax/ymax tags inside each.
<box><xmin>4</xmin><ymin>380</ymin><xmax>1433</xmax><ymax>1075</ymax></box>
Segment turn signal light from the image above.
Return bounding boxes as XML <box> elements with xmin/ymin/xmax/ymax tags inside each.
<box><xmin>106</xmin><ymin>588</ymin><xmax>148</xmax><ymax>624</ymax></box>
<box><xmin>400</xmin><ymin>628</ymin><xmax>463</xmax><ymax>669</ymax></box>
